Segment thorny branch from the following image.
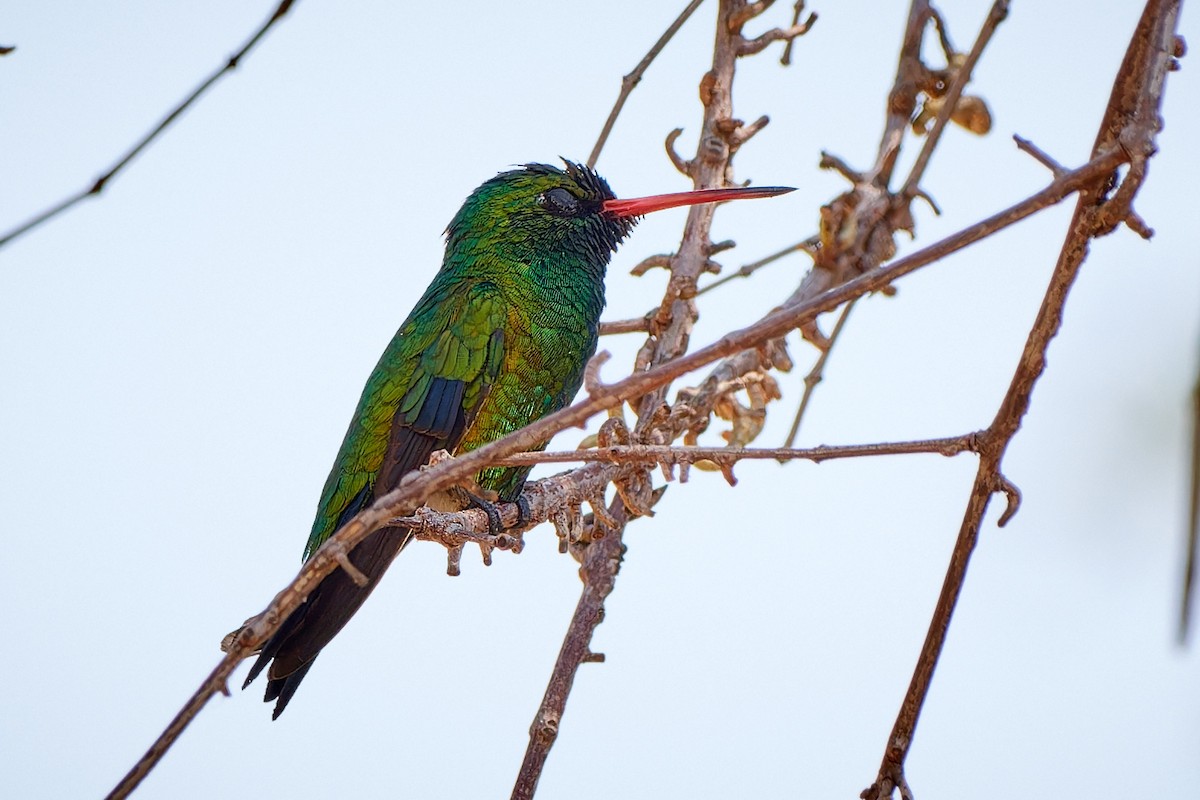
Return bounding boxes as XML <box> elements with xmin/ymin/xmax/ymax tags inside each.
<box><xmin>0</xmin><ymin>0</ymin><xmax>297</xmax><ymax>251</ymax></box>
<box><xmin>861</xmin><ymin>1</ymin><xmax>1182</xmax><ymax>797</ymax></box>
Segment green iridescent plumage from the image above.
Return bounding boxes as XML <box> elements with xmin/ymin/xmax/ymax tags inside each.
<box><xmin>245</xmin><ymin>161</ymin><xmax>633</xmax><ymax>717</ymax></box>
<box><xmin>242</xmin><ymin>160</ymin><xmax>790</xmax><ymax>718</ymax></box>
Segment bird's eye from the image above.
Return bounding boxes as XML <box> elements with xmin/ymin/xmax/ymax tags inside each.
<box><xmin>539</xmin><ymin>187</ymin><xmax>581</xmax><ymax>216</ymax></box>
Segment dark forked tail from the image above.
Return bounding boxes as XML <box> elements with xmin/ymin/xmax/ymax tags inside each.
<box><xmin>243</xmin><ymin>526</ymin><xmax>411</xmax><ymax>719</ymax></box>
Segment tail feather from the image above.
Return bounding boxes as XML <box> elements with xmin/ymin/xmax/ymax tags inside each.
<box><xmin>264</xmin><ymin>660</ymin><xmax>314</xmax><ymax>720</ymax></box>
<box><xmin>243</xmin><ymin>525</ymin><xmax>412</xmax><ymax>718</ymax></box>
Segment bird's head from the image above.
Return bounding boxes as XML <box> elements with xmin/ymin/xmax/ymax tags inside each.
<box><xmin>444</xmin><ymin>159</ymin><xmax>792</xmax><ymax>280</ymax></box>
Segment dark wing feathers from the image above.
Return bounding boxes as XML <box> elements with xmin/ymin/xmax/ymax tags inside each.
<box><xmin>245</xmin><ymin>282</ymin><xmax>507</xmax><ymax>718</ymax></box>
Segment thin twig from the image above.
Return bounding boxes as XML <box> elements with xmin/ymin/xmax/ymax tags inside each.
<box><xmin>0</xmin><ymin>0</ymin><xmax>297</xmax><ymax>252</ymax></box>
<box><xmin>599</xmin><ymin>315</ymin><xmax>653</xmax><ymax>336</ymax></box>
<box><xmin>780</xmin><ymin>2</ymin><xmax>815</xmax><ymax>65</ymax></box>
<box><xmin>510</xmin><ymin>500</ymin><xmax>629</xmax><ymax>799</ymax></box>
<box><xmin>899</xmin><ymin>0</ymin><xmax>1009</xmax><ymax>198</ymax></box>
<box><xmin>928</xmin><ymin>5</ymin><xmax>956</xmax><ymax>60</ymax></box>
<box><xmin>486</xmin><ymin>435</ymin><xmax>979</xmax><ymax>468</ymax></box>
<box><xmin>603</xmin><ymin>237</ymin><xmax>816</xmax><ymax>337</ymax></box>
<box><xmin>871</xmin><ymin>0</ymin><xmax>933</xmax><ymax>185</ymax></box>
<box><xmin>862</xmin><ymin>2</ymin><xmax>1180</xmax><ymax>795</ymax></box>
<box><xmin>1013</xmin><ymin>134</ymin><xmax>1068</xmax><ymax>177</ymax></box>
<box><xmin>782</xmin><ymin>299</ymin><xmax>856</xmax><ymax>449</ymax></box>
<box><xmin>695</xmin><ymin>238</ymin><xmax>815</xmax><ymax>296</ymax></box>
<box><xmin>586</xmin><ymin>0</ymin><xmax>707</xmax><ymax>169</ymax></box>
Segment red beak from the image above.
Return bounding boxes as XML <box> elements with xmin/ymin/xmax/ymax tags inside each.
<box><xmin>602</xmin><ymin>185</ymin><xmax>793</xmax><ymax>218</ymax></box>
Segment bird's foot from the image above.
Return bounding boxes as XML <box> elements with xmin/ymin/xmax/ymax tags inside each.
<box><xmin>465</xmin><ymin>491</ymin><xmax>504</xmax><ymax>535</ymax></box>
<box><xmin>465</xmin><ymin>491</ymin><xmax>532</xmax><ymax>537</ymax></box>
<box><xmin>514</xmin><ymin>494</ymin><xmax>532</xmax><ymax>528</ymax></box>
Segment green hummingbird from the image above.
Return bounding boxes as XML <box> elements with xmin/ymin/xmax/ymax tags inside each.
<box><xmin>242</xmin><ymin>160</ymin><xmax>790</xmax><ymax>718</ymax></box>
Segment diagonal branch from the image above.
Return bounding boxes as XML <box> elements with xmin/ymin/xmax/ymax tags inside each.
<box><xmin>587</xmin><ymin>0</ymin><xmax>708</xmax><ymax>169</ymax></box>
<box><xmin>0</xmin><ymin>0</ymin><xmax>297</xmax><ymax>252</ymax></box>
<box><xmin>861</xmin><ymin>2</ymin><xmax>1182</xmax><ymax>797</ymax></box>
<box><xmin>899</xmin><ymin>0</ymin><xmax>1009</xmax><ymax>198</ymax></box>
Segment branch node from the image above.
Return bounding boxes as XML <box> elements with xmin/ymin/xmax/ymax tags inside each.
<box><xmin>333</xmin><ymin>546</ymin><xmax>369</xmax><ymax>588</ymax></box>
<box><xmin>597</xmin><ymin>415</ymin><xmax>632</xmax><ymax>448</ymax></box>
<box><xmin>708</xmin><ymin>238</ymin><xmax>737</xmax><ymax>256</ymax></box>
<box><xmin>731</xmin><ymin>115</ymin><xmax>770</xmax><ymax>146</ymax></box>
<box><xmin>727</xmin><ymin>1</ymin><xmax>771</xmax><ymax>34</ymax></box>
<box><xmin>737</xmin><ymin>21</ymin><xmax>816</xmax><ymax>57</ymax></box>
<box><xmin>1013</xmin><ymin>134</ymin><xmax>1068</xmax><ymax>177</ymax></box>
<box><xmin>911</xmin><ymin>187</ymin><xmax>942</xmax><ymax>216</ymax></box>
<box><xmin>819</xmin><ymin>150</ymin><xmax>865</xmax><ymax>183</ymax></box>
<box><xmin>1123</xmin><ymin>206</ymin><xmax>1154</xmax><ymax>239</ymax></box>
<box><xmin>781</xmin><ymin>4</ymin><xmax>818</xmax><ymax>65</ymax></box>
<box><xmin>584</xmin><ymin>350</ymin><xmax>613</xmax><ymax>397</ymax></box>
<box><xmin>993</xmin><ymin>474</ymin><xmax>1022</xmax><ymax>527</ymax></box>
<box><xmin>665</xmin><ymin>128</ymin><xmax>693</xmax><ymax>176</ymax></box>
<box><xmin>630</xmin><ymin>253</ymin><xmax>674</xmax><ymax>277</ymax></box>
<box><xmin>587</xmin><ymin>489</ymin><xmax>618</xmax><ymax>531</ymax></box>
<box><xmin>446</xmin><ymin>544</ymin><xmax>463</xmax><ymax>577</ymax></box>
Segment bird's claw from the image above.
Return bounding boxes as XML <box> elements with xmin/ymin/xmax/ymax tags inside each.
<box><xmin>465</xmin><ymin>491</ymin><xmax>504</xmax><ymax>535</ymax></box>
<box><xmin>515</xmin><ymin>495</ymin><xmax>532</xmax><ymax>528</ymax></box>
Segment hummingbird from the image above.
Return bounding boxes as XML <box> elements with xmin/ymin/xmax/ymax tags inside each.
<box><xmin>242</xmin><ymin>160</ymin><xmax>791</xmax><ymax>718</ymax></box>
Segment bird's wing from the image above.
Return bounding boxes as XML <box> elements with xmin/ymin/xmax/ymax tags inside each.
<box><xmin>245</xmin><ymin>280</ymin><xmax>507</xmax><ymax>713</ymax></box>
<box><xmin>302</xmin><ymin>279</ymin><xmax>506</xmax><ymax>559</ymax></box>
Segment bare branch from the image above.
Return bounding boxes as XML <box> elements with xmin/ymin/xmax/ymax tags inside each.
<box><xmin>516</xmin><ymin>1</ymin><xmax>819</xmax><ymax>794</ymax></box>
<box><xmin>782</xmin><ymin>299</ymin><xmax>856</xmax><ymax>448</ymax></box>
<box><xmin>696</xmin><ymin>238</ymin><xmax>815</xmax><ymax>296</ymax></box>
<box><xmin>599</xmin><ymin>314</ymin><xmax>654</xmax><ymax>336</ymax></box>
<box><xmin>587</xmin><ymin>0</ymin><xmax>707</xmax><ymax>168</ymax></box>
<box><xmin>1013</xmin><ymin>134</ymin><xmax>1068</xmax><ymax>177</ymax></box>
<box><xmin>737</xmin><ymin>19</ymin><xmax>816</xmax><ymax>57</ymax></box>
<box><xmin>871</xmin><ymin>0</ymin><xmax>933</xmax><ymax>184</ymax></box>
<box><xmin>483</xmin><ymin>435</ymin><xmax>979</xmax><ymax>470</ymax></box>
<box><xmin>780</xmin><ymin>2</ymin><xmax>817</xmax><ymax>65</ymax></box>
<box><xmin>0</xmin><ymin>0</ymin><xmax>297</xmax><ymax>252</ymax></box>
<box><xmin>862</xmin><ymin>2</ymin><xmax>1182</xmax><ymax>796</ymax></box>
<box><xmin>900</xmin><ymin>0</ymin><xmax>1010</xmax><ymax>198</ymax></box>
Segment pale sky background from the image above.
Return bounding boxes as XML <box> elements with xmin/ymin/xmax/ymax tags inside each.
<box><xmin>2</xmin><ymin>2</ymin><xmax>1198</xmax><ymax>798</ymax></box>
